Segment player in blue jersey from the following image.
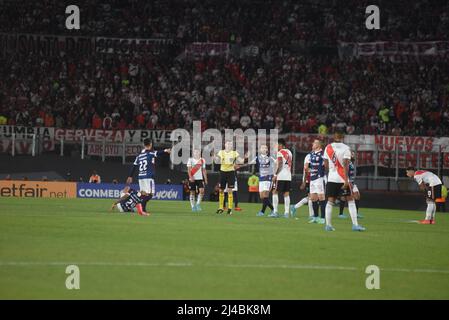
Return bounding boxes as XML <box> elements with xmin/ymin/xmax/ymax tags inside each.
<box><xmin>110</xmin><ymin>186</ymin><xmax>149</xmax><ymax>216</ymax></box>
<box><xmin>126</xmin><ymin>138</ymin><xmax>171</xmax><ymax>213</ymax></box>
<box><xmin>245</xmin><ymin>145</ymin><xmax>276</xmax><ymax>216</ymax></box>
<box><xmin>306</xmin><ymin>139</ymin><xmax>327</xmax><ymax>224</ymax></box>
<box><xmin>338</xmin><ymin>152</ymin><xmax>363</xmax><ymax>219</ymax></box>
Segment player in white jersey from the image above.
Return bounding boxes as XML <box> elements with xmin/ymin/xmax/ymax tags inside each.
<box><xmin>323</xmin><ymin>132</ymin><xmax>365</xmax><ymax>231</ymax></box>
<box><xmin>187</xmin><ymin>149</ymin><xmax>208</xmax><ymax>212</ymax></box>
<box><xmin>406</xmin><ymin>167</ymin><xmax>443</xmax><ymax>224</ymax></box>
<box><xmin>270</xmin><ymin>139</ymin><xmax>292</xmax><ymax>218</ymax></box>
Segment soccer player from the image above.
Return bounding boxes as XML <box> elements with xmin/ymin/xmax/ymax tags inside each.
<box><xmin>307</xmin><ymin>140</ymin><xmax>326</xmax><ymax>224</ymax></box>
<box><xmin>244</xmin><ymin>144</ymin><xmax>275</xmax><ymax>216</ymax></box>
<box><xmin>214</xmin><ymin>141</ymin><xmax>246</xmax><ymax>215</ymax></box>
<box><xmin>187</xmin><ymin>149</ymin><xmax>208</xmax><ymax>212</ymax></box>
<box><xmin>290</xmin><ymin>151</ymin><xmax>314</xmax><ymax>220</ymax></box>
<box><xmin>406</xmin><ymin>167</ymin><xmax>443</xmax><ymax>224</ymax></box>
<box><xmin>323</xmin><ymin>132</ymin><xmax>365</xmax><ymax>231</ymax></box>
<box><xmin>270</xmin><ymin>139</ymin><xmax>292</xmax><ymax>218</ymax></box>
<box><xmin>126</xmin><ymin>138</ymin><xmax>171</xmax><ymax>212</ymax></box>
<box><xmin>338</xmin><ymin>152</ymin><xmax>362</xmax><ymax>219</ymax></box>
<box><xmin>110</xmin><ymin>186</ymin><xmax>149</xmax><ymax>216</ymax></box>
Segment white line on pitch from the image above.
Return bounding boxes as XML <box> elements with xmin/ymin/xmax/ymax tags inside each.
<box><xmin>1</xmin><ymin>261</ymin><xmax>449</xmax><ymax>274</ymax></box>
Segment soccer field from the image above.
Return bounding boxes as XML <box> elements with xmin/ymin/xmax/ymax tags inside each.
<box><xmin>0</xmin><ymin>197</ymin><xmax>448</xmax><ymax>299</ymax></box>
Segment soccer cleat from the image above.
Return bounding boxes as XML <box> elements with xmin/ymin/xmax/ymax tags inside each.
<box><xmin>290</xmin><ymin>205</ymin><xmax>297</xmax><ymax>217</ymax></box>
<box><xmin>257</xmin><ymin>211</ymin><xmax>265</xmax><ymax>217</ymax></box>
<box><xmin>317</xmin><ymin>218</ymin><xmax>326</xmax><ymax>224</ymax></box>
<box><xmin>308</xmin><ymin>217</ymin><xmax>317</xmax><ymax>224</ymax></box>
<box><xmin>227</xmin><ymin>209</ymin><xmax>233</xmax><ymax>215</ymax></box>
<box><xmin>191</xmin><ymin>206</ymin><xmax>197</xmax><ymax>212</ymax></box>
<box><xmin>234</xmin><ymin>207</ymin><xmax>242</xmax><ymax>211</ymax></box>
<box><xmin>419</xmin><ymin>219</ymin><xmax>433</xmax><ymax>225</ymax></box>
<box><xmin>325</xmin><ymin>225</ymin><xmax>335</xmax><ymax>231</ymax></box>
<box><xmin>283</xmin><ymin>213</ymin><xmax>289</xmax><ymax>218</ymax></box>
<box><xmin>352</xmin><ymin>225</ymin><xmax>366</xmax><ymax>231</ymax></box>
<box><xmin>338</xmin><ymin>214</ymin><xmax>348</xmax><ymax>219</ymax></box>
<box><xmin>268</xmin><ymin>212</ymin><xmax>279</xmax><ymax>218</ymax></box>
<box><xmin>196</xmin><ymin>205</ymin><xmax>202</xmax><ymax>211</ymax></box>
<box><xmin>216</xmin><ymin>209</ymin><xmax>224</xmax><ymax>215</ymax></box>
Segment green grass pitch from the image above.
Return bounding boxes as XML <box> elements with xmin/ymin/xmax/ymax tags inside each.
<box><xmin>0</xmin><ymin>197</ymin><xmax>448</xmax><ymax>299</ymax></box>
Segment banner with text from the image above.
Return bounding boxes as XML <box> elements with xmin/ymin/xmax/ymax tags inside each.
<box><xmin>77</xmin><ymin>183</ymin><xmax>182</xmax><ymax>200</ymax></box>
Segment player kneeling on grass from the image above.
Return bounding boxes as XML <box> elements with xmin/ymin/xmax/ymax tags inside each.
<box><xmin>187</xmin><ymin>149</ymin><xmax>208</xmax><ymax>212</ymax></box>
<box><xmin>323</xmin><ymin>132</ymin><xmax>365</xmax><ymax>231</ymax></box>
<box><xmin>406</xmin><ymin>167</ymin><xmax>443</xmax><ymax>224</ymax></box>
<box><xmin>111</xmin><ymin>186</ymin><xmax>150</xmax><ymax>216</ymax></box>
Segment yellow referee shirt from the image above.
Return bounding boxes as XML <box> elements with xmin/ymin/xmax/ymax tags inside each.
<box><xmin>217</xmin><ymin>150</ymin><xmax>239</xmax><ymax>172</ymax></box>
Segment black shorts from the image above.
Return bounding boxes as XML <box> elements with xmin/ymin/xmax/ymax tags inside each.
<box><xmin>219</xmin><ymin>171</ymin><xmax>236</xmax><ymax>189</ymax></box>
<box><xmin>326</xmin><ymin>182</ymin><xmax>351</xmax><ymax>198</ymax></box>
<box><xmin>189</xmin><ymin>180</ymin><xmax>205</xmax><ymax>191</ymax></box>
<box><xmin>273</xmin><ymin>180</ymin><xmax>291</xmax><ymax>193</ymax></box>
<box><xmin>426</xmin><ymin>184</ymin><xmax>442</xmax><ymax>200</ymax></box>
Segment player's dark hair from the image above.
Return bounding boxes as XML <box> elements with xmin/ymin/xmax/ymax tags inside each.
<box><xmin>143</xmin><ymin>138</ymin><xmax>153</xmax><ymax>147</ymax></box>
<box><xmin>278</xmin><ymin>138</ymin><xmax>286</xmax><ymax>147</ymax></box>
<box><xmin>406</xmin><ymin>166</ymin><xmax>415</xmax><ymax>171</ymax></box>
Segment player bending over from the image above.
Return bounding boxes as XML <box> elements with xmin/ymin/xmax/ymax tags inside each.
<box><xmin>290</xmin><ymin>149</ymin><xmax>314</xmax><ymax>219</ymax></box>
<box><xmin>338</xmin><ymin>152</ymin><xmax>363</xmax><ymax>219</ymax></box>
<box><xmin>406</xmin><ymin>167</ymin><xmax>443</xmax><ymax>224</ymax></box>
<box><xmin>323</xmin><ymin>132</ymin><xmax>365</xmax><ymax>231</ymax></box>
<box><xmin>126</xmin><ymin>138</ymin><xmax>171</xmax><ymax>213</ymax></box>
<box><xmin>214</xmin><ymin>141</ymin><xmax>246</xmax><ymax>215</ymax></box>
<box><xmin>110</xmin><ymin>186</ymin><xmax>149</xmax><ymax>216</ymax></box>
<box><xmin>187</xmin><ymin>149</ymin><xmax>208</xmax><ymax>212</ymax></box>
<box><xmin>306</xmin><ymin>139</ymin><xmax>327</xmax><ymax>224</ymax></box>
<box><xmin>270</xmin><ymin>139</ymin><xmax>292</xmax><ymax>218</ymax></box>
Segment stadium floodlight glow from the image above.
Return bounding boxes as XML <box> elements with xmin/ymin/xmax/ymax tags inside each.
<box><xmin>170</xmin><ymin>121</ymin><xmax>278</xmax><ymax>165</ymax></box>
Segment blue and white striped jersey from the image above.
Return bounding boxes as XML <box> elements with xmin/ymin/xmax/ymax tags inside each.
<box><xmin>251</xmin><ymin>154</ymin><xmax>275</xmax><ymax>181</ymax></box>
<box><xmin>308</xmin><ymin>149</ymin><xmax>325</xmax><ymax>181</ymax></box>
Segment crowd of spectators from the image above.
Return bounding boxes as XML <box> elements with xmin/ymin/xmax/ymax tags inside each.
<box><xmin>0</xmin><ymin>0</ymin><xmax>449</xmax><ymax>137</ymax></box>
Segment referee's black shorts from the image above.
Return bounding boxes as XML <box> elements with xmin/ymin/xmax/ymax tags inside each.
<box><xmin>219</xmin><ymin>171</ymin><xmax>236</xmax><ymax>189</ymax></box>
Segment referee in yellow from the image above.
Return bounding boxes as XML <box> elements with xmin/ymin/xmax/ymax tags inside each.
<box><xmin>214</xmin><ymin>141</ymin><xmax>246</xmax><ymax>215</ymax></box>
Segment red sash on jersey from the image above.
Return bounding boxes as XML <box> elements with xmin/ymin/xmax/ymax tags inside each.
<box><xmin>190</xmin><ymin>158</ymin><xmax>205</xmax><ymax>177</ymax></box>
<box><xmin>415</xmin><ymin>170</ymin><xmax>427</xmax><ymax>175</ymax></box>
<box><xmin>326</xmin><ymin>145</ymin><xmax>346</xmax><ymax>181</ymax></box>
<box><xmin>279</xmin><ymin>149</ymin><xmax>292</xmax><ymax>169</ymax></box>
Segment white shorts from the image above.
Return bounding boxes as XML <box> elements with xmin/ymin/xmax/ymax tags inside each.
<box><xmin>310</xmin><ymin>178</ymin><xmax>325</xmax><ymax>195</ymax></box>
<box><xmin>116</xmin><ymin>203</ymin><xmax>125</xmax><ymax>212</ymax></box>
<box><xmin>352</xmin><ymin>184</ymin><xmax>359</xmax><ymax>194</ymax></box>
<box><xmin>139</xmin><ymin>178</ymin><xmax>155</xmax><ymax>194</ymax></box>
<box><xmin>259</xmin><ymin>180</ymin><xmax>272</xmax><ymax>193</ymax></box>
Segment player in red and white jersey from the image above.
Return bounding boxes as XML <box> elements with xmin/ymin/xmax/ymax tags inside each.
<box><xmin>270</xmin><ymin>139</ymin><xmax>292</xmax><ymax>218</ymax></box>
<box><xmin>406</xmin><ymin>167</ymin><xmax>443</xmax><ymax>224</ymax></box>
<box><xmin>187</xmin><ymin>149</ymin><xmax>208</xmax><ymax>212</ymax></box>
<box><xmin>323</xmin><ymin>131</ymin><xmax>365</xmax><ymax>231</ymax></box>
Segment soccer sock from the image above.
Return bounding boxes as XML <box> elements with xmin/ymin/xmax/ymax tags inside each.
<box><xmin>223</xmin><ymin>192</ymin><xmax>228</xmax><ymax>207</ymax></box>
<box><xmin>261</xmin><ymin>197</ymin><xmax>267</xmax><ymax>213</ymax></box>
<box><xmin>348</xmin><ymin>200</ymin><xmax>359</xmax><ymax>226</ymax></box>
<box><xmin>432</xmin><ymin>202</ymin><xmax>436</xmax><ymax>220</ymax></box>
<box><xmin>294</xmin><ymin>197</ymin><xmax>308</xmax><ymax>209</ymax></box>
<box><xmin>219</xmin><ymin>192</ymin><xmax>225</xmax><ymax>210</ymax></box>
<box><xmin>228</xmin><ymin>192</ymin><xmax>234</xmax><ymax>210</ymax></box>
<box><xmin>284</xmin><ymin>195</ymin><xmax>290</xmax><ymax>214</ymax></box>
<box><xmin>142</xmin><ymin>194</ymin><xmax>152</xmax><ymax>212</ymax></box>
<box><xmin>339</xmin><ymin>200</ymin><xmax>345</xmax><ymax>215</ymax></box>
<box><xmin>325</xmin><ymin>201</ymin><xmax>334</xmax><ymax>226</ymax></box>
<box><xmin>312</xmin><ymin>201</ymin><xmax>319</xmax><ymax>218</ymax></box>
<box><xmin>320</xmin><ymin>200</ymin><xmax>327</xmax><ymax>219</ymax></box>
<box><xmin>355</xmin><ymin>200</ymin><xmax>360</xmax><ymax>213</ymax></box>
<box><xmin>189</xmin><ymin>193</ymin><xmax>195</xmax><ymax>208</ymax></box>
<box><xmin>426</xmin><ymin>202</ymin><xmax>435</xmax><ymax>220</ymax></box>
<box><xmin>196</xmin><ymin>193</ymin><xmax>203</xmax><ymax>206</ymax></box>
<box><xmin>273</xmin><ymin>193</ymin><xmax>279</xmax><ymax>213</ymax></box>
<box><xmin>266</xmin><ymin>197</ymin><xmax>274</xmax><ymax>211</ymax></box>
<box><xmin>233</xmin><ymin>191</ymin><xmax>238</xmax><ymax>207</ymax></box>
<box><xmin>308</xmin><ymin>199</ymin><xmax>314</xmax><ymax>217</ymax></box>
